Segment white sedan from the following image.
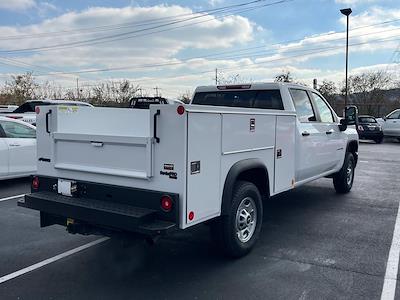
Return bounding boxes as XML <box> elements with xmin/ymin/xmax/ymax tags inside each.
<box><xmin>377</xmin><ymin>109</ymin><xmax>400</xmax><ymax>140</ymax></box>
<box><xmin>0</xmin><ymin>116</ymin><xmax>36</xmax><ymax>180</ymax></box>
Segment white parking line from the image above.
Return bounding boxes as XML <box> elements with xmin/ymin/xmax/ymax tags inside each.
<box><xmin>0</xmin><ymin>237</ymin><xmax>109</xmax><ymax>285</ymax></box>
<box><xmin>0</xmin><ymin>194</ymin><xmax>25</xmax><ymax>202</ymax></box>
<box><xmin>381</xmin><ymin>203</ymin><xmax>400</xmax><ymax>300</ymax></box>
<box><xmin>359</xmin><ymin>160</ymin><xmax>369</xmax><ymax>163</ymax></box>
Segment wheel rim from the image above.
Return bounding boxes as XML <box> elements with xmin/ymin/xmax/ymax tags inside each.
<box><xmin>346</xmin><ymin>160</ymin><xmax>354</xmax><ymax>186</ymax></box>
<box><xmin>235</xmin><ymin>197</ymin><xmax>257</xmax><ymax>243</ymax></box>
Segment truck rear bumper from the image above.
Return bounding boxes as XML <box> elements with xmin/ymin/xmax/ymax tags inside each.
<box><xmin>18</xmin><ymin>176</ymin><xmax>179</xmax><ymax>237</ymax></box>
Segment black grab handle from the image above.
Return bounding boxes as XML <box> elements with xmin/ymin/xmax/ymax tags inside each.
<box><xmin>153</xmin><ymin>109</ymin><xmax>160</xmax><ymax>143</ymax></box>
<box><xmin>46</xmin><ymin>109</ymin><xmax>52</xmax><ymax>134</ymax></box>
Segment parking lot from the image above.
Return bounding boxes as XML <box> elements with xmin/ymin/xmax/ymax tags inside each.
<box><xmin>0</xmin><ymin>141</ymin><xmax>398</xmax><ymax>299</ymax></box>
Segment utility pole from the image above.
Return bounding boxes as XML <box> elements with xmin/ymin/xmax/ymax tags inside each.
<box><xmin>340</xmin><ymin>8</ymin><xmax>352</xmax><ymax>108</ymax></box>
<box><xmin>154</xmin><ymin>87</ymin><xmax>161</xmax><ymax>97</ymax></box>
<box><xmin>76</xmin><ymin>78</ymin><xmax>80</xmax><ymax>99</ymax></box>
<box><xmin>215</xmin><ymin>68</ymin><xmax>218</xmax><ymax>85</ymax></box>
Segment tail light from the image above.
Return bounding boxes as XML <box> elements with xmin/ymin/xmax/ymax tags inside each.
<box><xmin>35</xmin><ymin>107</ymin><xmax>40</xmax><ymax>114</ymax></box>
<box><xmin>32</xmin><ymin>176</ymin><xmax>40</xmax><ymax>190</ymax></box>
<box><xmin>177</xmin><ymin>105</ymin><xmax>185</xmax><ymax>115</ymax></box>
<box><xmin>161</xmin><ymin>195</ymin><xmax>173</xmax><ymax>212</ymax></box>
<box><xmin>6</xmin><ymin>115</ymin><xmax>23</xmax><ymax>119</ymax></box>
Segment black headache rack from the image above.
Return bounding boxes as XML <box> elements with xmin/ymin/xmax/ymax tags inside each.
<box><xmin>18</xmin><ymin>176</ymin><xmax>179</xmax><ymax>237</ymax></box>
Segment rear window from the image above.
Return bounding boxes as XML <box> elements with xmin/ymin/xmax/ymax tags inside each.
<box><xmin>192</xmin><ymin>90</ymin><xmax>284</xmax><ymax>110</ymax></box>
<box><xmin>358</xmin><ymin>117</ymin><xmax>377</xmax><ymax>123</ymax></box>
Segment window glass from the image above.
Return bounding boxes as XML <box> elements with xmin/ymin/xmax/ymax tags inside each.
<box><xmin>387</xmin><ymin>111</ymin><xmax>400</xmax><ymax>119</ymax></box>
<box><xmin>0</xmin><ymin>121</ymin><xmax>36</xmax><ymax>138</ymax></box>
<box><xmin>192</xmin><ymin>90</ymin><xmax>284</xmax><ymax>110</ymax></box>
<box><xmin>311</xmin><ymin>93</ymin><xmax>334</xmax><ymax>123</ymax></box>
<box><xmin>290</xmin><ymin>89</ymin><xmax>316</xmax><ymax>122</ymax></box>
<box><xmin>358</xmin><ymin>117</ymin><xmax>377</xmax><ymax>123</ymax></box>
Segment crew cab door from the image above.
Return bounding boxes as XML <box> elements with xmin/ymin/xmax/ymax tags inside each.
<box><xmin>290</xmin><ymin>88</ymin><xmax>326</xmax><ymax>182</ymax></box>
<box><xmin>383</xmin><ymin>110</ymin><xmax>400</xmax><ymax>136</ymax></box>
<box><xmin>309</xmin><ymin>92</ymin><xmax>344</xmax><ymax>172</ymax></box>
<box><xmin>0</xmin><ymin>120</ymin><xmax>36</xmax><ymax>175</ymax></box>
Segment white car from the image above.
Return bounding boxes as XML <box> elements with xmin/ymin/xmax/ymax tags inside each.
<box><xmin>0</xmin><ymin>105</ymin><xmax>18</xmax><ymax>113</ymax></box>
<box><xmin>377</xmin><ymin>109</ymin><xmax>400</xmax><ymax>140</ymax></box>
<box><xmin>1</xmin><ymin>100</ymin><xmax>93</xmax><ymax>125</ymax></box>
<box><xmin>0</xmin><ymin>116</ymin><xmax>36</xmax><ymax>180</ymax></box>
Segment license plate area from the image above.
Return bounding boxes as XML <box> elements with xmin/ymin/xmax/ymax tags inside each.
<box><xmin>57</xmin><ymin>179</ymin><xmax>77</xmax><ymax>197</ymax></box>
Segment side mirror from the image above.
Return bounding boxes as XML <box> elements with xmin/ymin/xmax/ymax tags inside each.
<box><xmin>383</xmin><ymin>116</ymin><xmax>387</xmax><ymax>121</ymax></box>
<box><xmin>339</xmin><ymin>118</ymin><xmax>347</xmax><ymax>131</ymax></box>
<box><xmin>344</xmin><ymin>105</ymin><xmax>358</xmax><ymax>126</ymax></box>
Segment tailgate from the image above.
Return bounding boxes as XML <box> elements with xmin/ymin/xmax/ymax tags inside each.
<box><xmin>40</xmin><ymin>106</ymin><xmax>153</xmax><ymax>179</ymax></box>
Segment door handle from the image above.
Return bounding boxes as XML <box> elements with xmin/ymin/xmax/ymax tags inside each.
<box><xmin>326</xmin><ymin>130</ymin><xmax>333</xmax><ymax>135</ymax></box>
<box><xmin>302</xmin><ymin>131</ymin><xmax>310</xmax><ymax>136</ymax></box>
<box><xmin>9</xmin><ymin>144</ymin><xmax>20</xmax><ymax>147</ymax></box>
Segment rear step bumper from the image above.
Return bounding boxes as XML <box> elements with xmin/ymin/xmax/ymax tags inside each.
<box><xmin>18</xmin><ymin>191</ymin><xmax>176</xmax><ymax>236</ymax></box>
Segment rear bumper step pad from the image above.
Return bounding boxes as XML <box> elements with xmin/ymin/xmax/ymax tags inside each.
<box><xmin>18</xmin><ymin>191</ymin><xmax>176</xmax><ymax>235</ymax></box>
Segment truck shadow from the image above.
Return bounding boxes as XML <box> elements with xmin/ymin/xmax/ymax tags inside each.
<box><xmin>75</xmin><ymin>179</ymin><xmax>349</xmax><ymax>296</ymax></box>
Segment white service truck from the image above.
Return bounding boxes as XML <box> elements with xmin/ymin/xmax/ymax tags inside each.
<box><xmin>19</xmin><ymin>83</ymin><xmax>359</xmax><ymax>257</ymax></box>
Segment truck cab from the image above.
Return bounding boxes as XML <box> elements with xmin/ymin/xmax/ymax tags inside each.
<box><xmin>18</xmin><ymin>83</ymin><xmax>358</xmax><ymax>258</ymax></box>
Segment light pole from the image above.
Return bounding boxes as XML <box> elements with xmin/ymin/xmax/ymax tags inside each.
<box><xmin>340</xmin><ymin>8</ymin><xmax>352</xmax><ymax>108</ymax></box>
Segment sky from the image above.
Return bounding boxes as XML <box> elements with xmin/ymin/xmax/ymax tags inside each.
<box><xmin>0</xmin><ymin>0</ymin><xmax>399</xmax><ymax>98</ymax></box>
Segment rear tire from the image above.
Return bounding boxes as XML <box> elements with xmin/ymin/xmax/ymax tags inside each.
<box><xmin>212</xmin><ymin>181</ymin><xmax>263</xmax><ymax>258</ymax></box>
<box><xmin>333</xmin><ymin>152</ymin><xmax>355</xmax><ymax>194</ymax></box>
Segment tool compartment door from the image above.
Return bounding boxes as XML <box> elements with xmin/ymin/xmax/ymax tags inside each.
<box><xmin>274</xmin><ymin>115</ymin><xmax>296</xmax><ymax>193</ymax></box>
<box><xmin>186</xmin><ymin>112</ymin><xmax>221</xmax><ymax>225</ymax></box>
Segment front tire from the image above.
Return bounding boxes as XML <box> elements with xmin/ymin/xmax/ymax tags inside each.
<box><xmin>212</xmin><ymin>181</ymin><xmax>263</xmax><ymax>258</ymax></box>
<box><xmin>375</xmin><ymin>137</ymin><xmax>383</xmax><ymax>144</ymax></box>
<box><xmin>333</xmin><ymin>152</ymin><xmax>355</xmax><ymax>194</ymax></box>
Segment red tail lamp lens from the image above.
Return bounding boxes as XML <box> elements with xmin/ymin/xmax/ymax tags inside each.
<box><xmin>35</xmin><ymin>107</ymin><xmax>40</xmax><ymax>114</ymax></box>
<box><xmin>177</xmin><ymin>105</ymin><xmax>185</xmax><ymax>115</ymax></box>
<box><xmin>32</xmin><ymin>176</ymin><xmax>40</xmax><ymax>190</ymax></box>
<box><xmin>161</xmin><ymin>195</ymin><xmax>173</xmax><ymax>212</ymax></box>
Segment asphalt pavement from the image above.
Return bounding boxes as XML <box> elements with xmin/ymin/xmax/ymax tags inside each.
<box><xmin>0</xmin><ymin>141</ymin><xmax>399</xmax><ymax>300</ymax></box>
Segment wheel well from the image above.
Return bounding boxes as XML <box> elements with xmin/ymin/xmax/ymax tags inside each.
<box><xmin>347</xmin><ymin>140</ymin><xmax>358</xmax><ymax>165</ymax></box>
<box><xmin>221</xmin><ymin>159</ymin><xmax>270</xmax><ymax>216</ymax></box>
<box><xmin>237</xmin><ymin>168</ymin><xmax>269</xmax><ymax>199</ymax></box>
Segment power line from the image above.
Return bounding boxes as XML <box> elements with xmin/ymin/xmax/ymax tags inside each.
<box><xmin>0</xmin><ymin>0</ymin><xmax>293</xmax><ymax>54</ymax></box>
<box><xmin>0</xmin><ymin>0</ymin><xmax>284</xmax><ymax>41</ymax></box>
<box><xmin>27</xmin><ymin>28</ymin><xmax>400</xmax><ymax>77</ymax></box>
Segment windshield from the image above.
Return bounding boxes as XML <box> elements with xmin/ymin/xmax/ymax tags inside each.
<box><xmin>358</xmin><ymin>117</ymin><xmax>377</xmax><ymax>123</ymax></box>
<box><xmin>192</xmin><ymin>90</ymin><xmax>284</xmax><ymax>110</ymax></box>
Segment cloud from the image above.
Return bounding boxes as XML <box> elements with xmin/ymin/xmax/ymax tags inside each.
<box><xmin>0</xmin><ymin>0</ymin><xmax>36</xmax><ymax>11</ymax></box>
<box><xmin>335</xmin><ymin>0</ymin><xmax>377</xmax><ymax>6</ymax></box>
<box><xmin>0</xmin><ymin>5</ymin><xmax>254</xmax><ymax>70</ymax></box>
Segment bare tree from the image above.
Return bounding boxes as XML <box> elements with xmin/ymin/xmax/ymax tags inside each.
<box><xmin>343</xmin><ymin>71</ymin><xmax>394</xmax><ymax>115</ymax></box>
<box><xmin>177</xmin><ymin>90</ymin><xmax>192</xmax><ymax>104</ymax></box>
<box><xmin>3</xmin><ymin>72</ymin><xmax>38</xmax><ymax>104</ymax></box>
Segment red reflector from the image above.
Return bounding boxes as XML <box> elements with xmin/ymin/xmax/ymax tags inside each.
<box><xmin>32</xmin><ymin>176</ymin><xmax>40</xmax><ymax>190</ymax></box>
<box><xmin>188</xmin><ymin>211</ymin><xmax>194</xmax><ymax>221</ymax></box>
<box><xmin>35</xmin><ymin>107</ymin><xmax>40</xmax><ymax>114</ymax></box>
<box><xmin>177</xmin><ymin>105</ymin><xmax>185</xmax><ymax>115</ymax></box>
<box><xmin>7</xmin><ymin>115</ymin><xmax>22</xmax><ymax>119</ymax></box>
<box><xmin>161</xmin><ymin>195</ymin><xmax>173</xmax><ymax>212</ymax></box>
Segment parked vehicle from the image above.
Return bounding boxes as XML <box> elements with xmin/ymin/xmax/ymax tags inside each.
<box><xmin>19</xmin><ymin>83</ymin><xmax>359</xmax><ymax>257</ymax></box>
<box><xmin>377</xmin><ymin>109</ymin><xmax>400</xmax><ymax>141</ymax></box>
<box><xmin>357</xmin><ymin>115</ymin><xmax>383</xmax><ymax>143</ymax></box>
<box><xmin>0</xmin><ymin>105</ymin><xmax>18</xmax><ymax>113</ymax></box>
<box><xmin>0</xmin><ymin>116</ymin><xmax>36</xmax><ymax>180</ymax></box>
<box><xmin>0</xmin><ymin>100</ymin><xmax>93</xmax><ymax>125</ymax></box>
<box><xmin>129</xmin><ymin>97</ymin><xmax>184</xmax><ymax>109</ymax></box>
